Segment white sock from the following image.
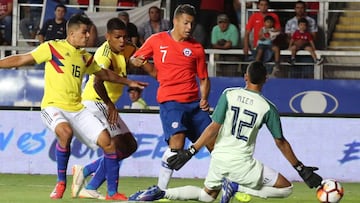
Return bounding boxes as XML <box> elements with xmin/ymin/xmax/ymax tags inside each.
<box><xmin>238</xmin><ymin>185</ymin><xmax>293</xmax><ymax>198</ymax></box>
<box><xmin>157</xmin><ymin>148</ymin><xmax>176</xmax><ymax>190</ymax></box>
<box><xmin>165</xmin><ymin>185</ymin><xmax>202</xmax><ymax>200</ymax></box>
<box><xmin>198</xmin><ymin>189</ymin><xmax>216</xmax><ymax>202</ymax></box>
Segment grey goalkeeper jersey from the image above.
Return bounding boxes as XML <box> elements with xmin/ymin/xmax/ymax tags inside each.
<box><xmin>211</xmin><ymin>87</ymin><xmax>284</xmax><ymax>164</ymax></box>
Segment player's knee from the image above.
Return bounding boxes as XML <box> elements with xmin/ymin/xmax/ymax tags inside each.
<box><xmin>272</xmin><ymin>46</ymin><xmax>279</xmax><ymax>51</ymax></box>
<box><xmin>55</xmin><ymin>122</ymin><xmax>73</xmax><ymax>141</ymax></box>
<box><xmin>102</xmin><ymin>142</ymin><xmax>116</xmax><ymax>154</ymax></box>
<box><xmin>168</xmin><ymin>133</ymin><xmax>186</xmax><ymax>149</ymax></box>
<box><xmin>98</xmin><ymin>131</ymin><xmax>115</xmax><ymax>153</ymax></box>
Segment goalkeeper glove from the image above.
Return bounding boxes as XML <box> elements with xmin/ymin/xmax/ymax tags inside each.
<box><xmin>167</xmin><ymin>145</ymin><xmax>198</xmax><ymax>171</ymax></box>
<box><xmin>294</xmin><ymin>161</ymin><xmax>323</xmax><ymax>188</ymax></box>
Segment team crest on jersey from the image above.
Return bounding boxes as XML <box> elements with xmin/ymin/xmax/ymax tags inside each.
<box><xmin>183</xmin><ymin>48</ymin><xmax>192</xmax><ymax>57</ymax></box>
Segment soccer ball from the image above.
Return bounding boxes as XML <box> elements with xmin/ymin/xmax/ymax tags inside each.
<box><xmin>316</xmin><ymin>179</ymin><xmax>344</xmax><ymax>203</ymax></box>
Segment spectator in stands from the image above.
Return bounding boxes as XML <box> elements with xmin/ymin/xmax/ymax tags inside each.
<box><xmin>288</xmin><ymin>18</ymin><xmax>323</xmax><ymax>66</ymax></box>
<box><xmin>198</xmin><ymin>0</ymin><xmax>225</xmax><ymax>48</ymax></box>
<box><xmin>37</xmin><ymin>4</ymin><xmax>67</xmax><ymax>43</ymax></box>
<box><xmin>243</xmin><ymin>0</ymin><xmax>281</xmax><ymax>75</ymax></box>
<box><xmin>118</xmin><ymin>11</ymin><xmax>139</xmax><ymax>46</ymax></box>
<box><xmin>211</xmin><ymin>13</ymin><xmax>240</xmax><ymax>76</ymax></box>
<box><xmin>128</xmin><ymin>87</ymin><xmax>149</xmax><ymax>110</ymax></box>
<box><xmin>138</xmin><ymin>6</ymin><xmax>171</xmax><ymax>45</ymax></box>
<box><xmin>211</xmin><ymin>14</ymin><xmax>239</xmax><ymax>49</ymax></box>
<box><xmin>285</xmin><ymin>1</ymin><xmax>317</xmax><ymax>41</ymax></box>
<box><xmin>0</xmin><ymin>0</ymin><xmax>13</xmax><ymax>45</ymax></box>
<box><xmin>19</xmin><ymin>0</ymin><xmax>43</xmax><ymax>46</ymax></box>
<box><xmin>256</xmin><ymin>15</ymin><xmax>280</xmax><ymax>64</ymax></box>
<box><xmin>285</xmin><ymin>0</ymin><xmax>319</xmax><ymax>78</ymax></box>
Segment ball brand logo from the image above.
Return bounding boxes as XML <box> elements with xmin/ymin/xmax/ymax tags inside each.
<box><xmin>289</xmin><ymin>91</ymin><xmax>338</xmax><ymax>113</ymax></box>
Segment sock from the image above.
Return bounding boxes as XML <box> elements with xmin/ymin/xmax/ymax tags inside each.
<box><xmin>238</xmin><ymin>185</ymin><xmax>293</xmax><ymax>198</ymax></box>
<box><xmin>85</xmin><ymin>157</ymin><xmax>105</xmax><ymax>190</ymax></box>
<box><xmin>165</xmin><ymin>185</ymin><xmax>203</xmax><ymax>200</ymax></box>
<box><xmin>104</xmin><ymin>152</ymin><xmax>119</xmax><ymax>196</ymax></box>
<box><xmin>199</xmin><ymin>189</ymin><xmax>216</xmax><ymax>202</ymax></box>
<box><xmin>157</xmin><ymin>148</ymin><xmax>176</xmax><ymax>190</ymax></box>
<box><xmin>83</xmin><ymin>158</ymin><xmax>102</xmax><ymax>177</ymax></box>
<box><xmin>55</xmin><ymin>142</ymin><xmax>70</xmax><ymax>183</ymax></box>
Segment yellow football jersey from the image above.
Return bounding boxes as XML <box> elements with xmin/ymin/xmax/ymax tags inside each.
<box><xmin>82</xmin><ymin>41</ymin><xmax>127</xmax><ymax>103</ymax></box>
<box><xmin>31</xmin><ymin>40</ymin><xmax>101</xmax><ymax>111</ymax></box>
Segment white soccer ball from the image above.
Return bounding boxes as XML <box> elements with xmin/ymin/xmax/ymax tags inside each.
<box><xmin>316</xmin><ymin>179</ymin><xmax>344</xmax><ymax>203</ymax></box>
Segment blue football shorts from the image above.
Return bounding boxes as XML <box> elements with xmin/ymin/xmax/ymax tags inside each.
<box><xmin>159</xmin><ymin>100</ymin><xmax>212</xmax><ymax>143</ymax></box>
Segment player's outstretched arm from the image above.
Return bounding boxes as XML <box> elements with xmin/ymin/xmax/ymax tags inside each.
<box><xmin>0</xmin><ymin>53</ymin><xmax>35</xmax><ymax>69</ymax></box>
<box><xmin>167</xmin><ymin>121</ymin><xmax>221</xmax><ymax>170</ymax></box>
<box><xmin>94</xmin><ymin>68</ymin><xmax>148</xmax><ymax>89</ymax></box>
<box><xmin>129</xmin><ymin>55</ymin><xmax>146</xmax><ymax>68</ymax></box>
<box><xmin>275</xmin><ymin>138</ymin><xmax>323</xmax><ymax>189</ymax></box>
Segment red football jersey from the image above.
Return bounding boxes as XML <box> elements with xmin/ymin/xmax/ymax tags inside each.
<box><xmin>246</xmin><ymin>12</ymin><xmax>281</xmax><ymax>47</ymax></box>
<box><xmin>292</xmin><ymin>30</ymin><xmax>313</xmax><ymax>41</ymax></box>
<box><xmin>134</xmin><ymin>32</ymin><xmax>208</xmax><ymax>103</ymax></box>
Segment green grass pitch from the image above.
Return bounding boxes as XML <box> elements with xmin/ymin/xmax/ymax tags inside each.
<box><xmin>0</xmin><ymin>173</ymin><xmax>359</xmax><ymax>203</ymax></box>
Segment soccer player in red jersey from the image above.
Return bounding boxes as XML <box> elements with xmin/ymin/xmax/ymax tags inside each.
<box><xmin>130</xmin><ymin>4</ymin><xmax>214</xmax><ymax>191</ymax></box>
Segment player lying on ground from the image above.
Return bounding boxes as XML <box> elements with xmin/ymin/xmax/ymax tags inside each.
<box><xmin>129</xmin><ymin>61</ymin><xmax>323</xmax><ymax>203</ymax></box>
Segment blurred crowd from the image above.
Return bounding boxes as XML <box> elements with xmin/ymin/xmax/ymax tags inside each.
<box><xmin>1</xmin><ymin>0</ymin><xmax>323</xmax><ymax>78</ymax></box>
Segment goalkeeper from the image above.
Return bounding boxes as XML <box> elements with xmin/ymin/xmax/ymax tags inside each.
<box><xmin>130</xmin><ymin>61</ymin><xmax>323</xmax><ymax>203</ymax></box>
